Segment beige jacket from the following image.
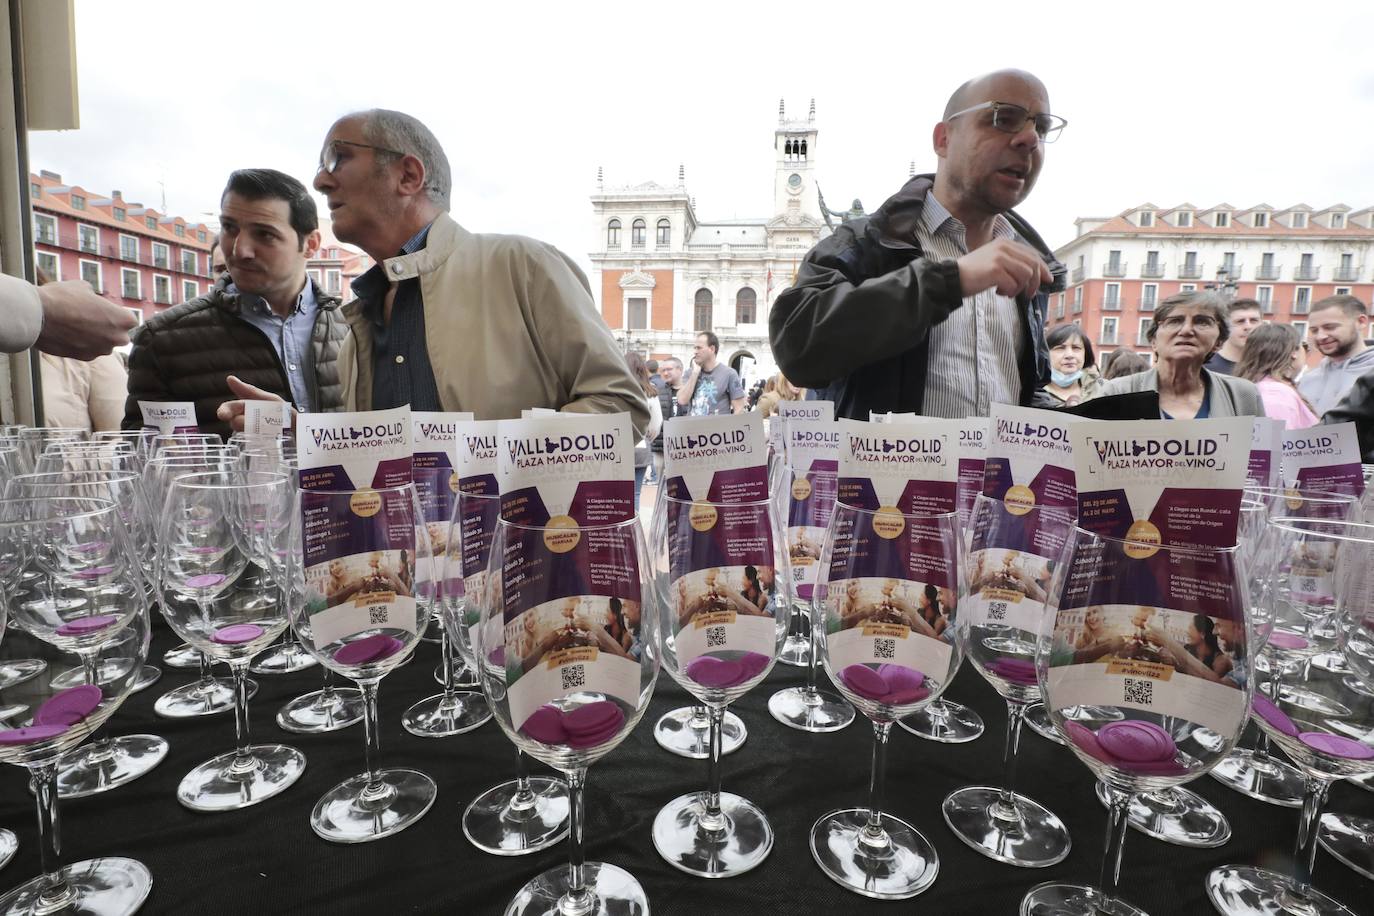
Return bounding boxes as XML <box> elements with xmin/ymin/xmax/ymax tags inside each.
<box><xmin>338</xmin><ymin>214</ymin><xmax>649</xmax><ymax>438</ymax></box>
<box><xmin>40</xmin><ymin>352</ymin><xmax>128</xmax><ymax>432</ymax></box>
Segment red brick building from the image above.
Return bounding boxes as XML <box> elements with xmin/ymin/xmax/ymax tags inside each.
<box><xmin>29</xmin><ymin>169</ymin><xmax>216</xmax><ymax>327</ymax></box>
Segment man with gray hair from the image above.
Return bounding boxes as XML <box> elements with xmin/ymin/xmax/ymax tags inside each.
<box><xmin>218</xmin><ymin>108</ymin><xmax>648</xmax><ymax>435</ymax></box>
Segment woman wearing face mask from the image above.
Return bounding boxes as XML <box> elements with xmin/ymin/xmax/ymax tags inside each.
<box><xmin>1035</xmin><ymin>324</ymin><xmax>1101</xmax><ymax>407</ymax></box>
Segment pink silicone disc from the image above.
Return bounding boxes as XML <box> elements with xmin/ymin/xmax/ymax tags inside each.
<box><xmin>0</xmin><ymin>724</ymin><xmax>69</xmax><ymax>745</ymax></box>
<box><xmin>840</xmin><ymin>664</ymin><xmax>890</xmax><ymax>700</ymax></box>
<box><xmin>1266</xmin><ymin>631</ymin><xmax>1309</xmax><ymax>650</ymax></box>
<box><xmin>1298</xmin><ymin>732</ymin><xmax>1374</xmax><ymax>760</ymax></box>
<box><xmin>566</xmin><ymin>723</ymin><xmax>622</xmax><ymax>749</ymax></box>
<box><xmin>55</xmin><ymin>614</ymin><xmax>118</xmax><ymax>636</ymax></box>
<box><xmin>33</xmin><ymin>685</ymin><xmax>103</xmax><ymax>727</ymax></box>
<box><xmin>1064</xmin><ymin>721</ymin><xmax>1115</xmax><ymax>765</ymax></box>
<box><xmin>1116</xmin><ymin>757</ymin><xmax>1190</xmax><ymax>776</ymax></box>
<box><xmin>213</xmin><ymin>624</ymin><xmax>265</xmax><ymax>645</ymax></box>
<box><xmin>736</xmin><ymin>652</ymin><xmax>771</xmax><ymax>680</ymax></box>
<box><xmin>520</xmin><ymin>705</ymin><xmax>569</xmax><ymax>745</ymax></box>
<box><xmin>882</xmin><ymin>686</ymin><xmax>930</xmax><ymax>705</ymax></box>
<box><xmin>878</xmin><ymin>664</ymin><xmax>925</xmax><ymax>693</ymax></box>
<box><xmin>685</xmin><ymin>656</ymin><xmax>744</xmax><ymax>688</ymax></box>
<box><xmin>564</xmin><ymin>701</ymin><xmax>624</xmax><ymax>737</ymax></box>
<box><xmin>185</xmin><ymin>573</ymin><xmax>227</xmax><ymax>589</ymax></box>
<box><xmin>990</xmin><ymin>657</ymin><xmax>1038</xmax><ymax>685</ymax></box>
<box><xmin>1097</xmin><ymin>720</ymin><xmax>1176</xmax><ymax>763</ymax></box>
<box><xmin>1252</xmin><ymin>694</ymin><xmax>1299</xmax><ymax>737</ymax></box>
<box><xmin>333</xmin><ymin>634</ymin><xmax>404</xmax><ymax>666</ymax></box>
<box><xmin>71</xmin><ymin>566</ymin><xmax>114</xmax><ymax>581</ymax></box>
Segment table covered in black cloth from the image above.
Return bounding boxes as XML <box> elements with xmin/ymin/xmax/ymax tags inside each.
<box><xmin>0</xmin><ymin>627</ymin><xmax>1369</xmax><ymax>915</ymax></box>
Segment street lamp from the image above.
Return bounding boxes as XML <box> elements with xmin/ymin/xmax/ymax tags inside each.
<box><xmin>1207</xmin><ymin>266</ymin><xmax>1239</xmax><ymax>301</ymax></box>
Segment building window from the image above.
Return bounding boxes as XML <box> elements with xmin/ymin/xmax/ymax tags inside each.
<box><xmin>326</xmin><ymin>269</ymin><xmax>341</xmax><ymax>294</ymax></box>
<box><xmin>1294</xmin><ymin>287</ymin><xmax>1311</xmax><ymax>313</ymax></box>
<box><xmin>33</xmin><ymin>213</ymin><xmax>57</xmax><ymax>244</ymax></box>
<box><xmin>1143</xmin><ymin>250</ymin><xmax>1160</xmax><ymax>276</ymax></box>
<box><xmin>1105</xmin><ymin>250</ymin><xmax>1123</xmax><ymax>276</ymax></box>
<box><xmin>1055</xmin><ymin>294</ymin><xmax>1065</xmax><ymax>319</ymax></box>
<box><xmin>1137</xmin><ymin>317</ymin><xmax>1152</xmax><ymax>345</ymax></box>
<box><xmin>121</xmin><ymin>268</ymin><xmax>141</xmax><ymax>299</ymax></box>
<box><xmin>1220</xmin><ymin>251</ymin><xmax>1236</xmax><ymax>276</ymax></box>
<box><xmin>197</xmin><ymin>230</ymin><xmax>206</xmax><ymax>242</ymax></box>
<box><xmin>35</xmin><ymin>250</ymin><xmax>58</xmax><ymax>281</ymax></box>
<box><xmin>1176</xmin><ymin>211</ymin><xmax>1192</xmax><ymax>227</ymax></box>
<box><xmin>1100</xmin><ymin>317</ymin><xmax>1118</xmax><ymax>345</ymax></box>
<box><xmin>181</xmin><ymin>280</ymin><xmax>198</xmax><ymax>303</ymax></box>
<box><xmin>1104</xmin><ymin>283</ymin><xmax>1121</xmax><ymax>309</ymax></box>
<box><xmin>174</xmin><ymin>224</ymin><xmax>185</xmax><ymax>238</ymax></box>
<box><xmin>119</xmin><ymin>234</ymin><xmax>139</xmax><ymax>262</ymax></box>
<box><xmin>1336</xmin><ymin>287</ymin><xmax>1352</xmax><ymax>297</ymax></box>
<box><xmin>307</xmin><ymin>269</ymin><xmax>322</xmax><ymax>287</ymax></box>
<box><xmin>631</xmin><ymin>218</ymin><xmax>646</xmax><ymax>248</ymax></box>
<box><xmin>126</xmin><ymin>307</ymin><xmax>143</xmax><ymax>325</ymax></box>
<box><xmin>694</xmin><ymin>288</ymin><xmax>713</xmax><ymax>331</ymax></box>
<box><xmin>656</xmin><ymin>219</ymin><xmax>671</xmax><ymax>248</ymax></box>
<box><xmin>80</xmin><ymin>260</ymin><xmax>101</xmax><ymax>292</ymax></box>
<box><xmin>627</xmin><ymin>297</ymin><xmax>648</xmax><ymax>330</ymax></box>
<box><xmin>1214</xmin><ymin>211</ymin><xmax>1229</xmax><ymax>227</ymax></box>
<box><xmin>113</xmin><ymin>207</ymin><xmax>125</xmax><ymax>221</ymax></box>
<box><xmin>145</xmin><ymin>215</ymin><xmax>157</xmax><ymax>229</ymax></box>
<box><xmin>1138</xmin><ymin>211</ymin><xmax>1154</xmax><ymax>227</ymax></box>
<box><xmin>151</xmin><ymin>242</ymin><xmax>170</xmax><ymax>269</ymax></box>
<box><xmin>78</xmin><ymin>224</ymin><xmax>99</xmax><ymax>254</ymax></box>
<box><xmin>29</xmin><ymin>181</ymin><xmax>40</xmax><ymax>198</ymax></box>
<box><xmin>606</xmin><ymin>219</ymin><xmax>621</xmax><ymax>248</ymax></box>
<box><xmin>70</xmin><ymin>193</ymin><xmax>85</xmax><ymax>210</ymax></box>
<box><xmin>180</xmin><ymin>249</ymin><xmax>197</xmax><ymax>274</ymax></box>
<box><xmin>153</xmin><ymin>275</ymin><xmax>172</xmax><ymax>305</ymax></box>
<box><xmin>1141</xmin><ymin>284</ymin><xmax>1158</xmax><ymax>311</ymax></box>
<box><xmin>1292</xmin><ymin>320</ymin><xmax>1308</xmax><ymax>340</ymax></box>
<box><xmin>1180</xmin><ymin>284</ymin><xmax>1196</xmax><ymax>292</ymax></box>
<box><xmin>1258</xmin><ymin>251</ymin><xmax>1276</xmax><ymax>280</ymax></box>
<box><xmin>1181</xmin><ymin>250</ymin><xmax>1199</xmax><ymax>277</ymax></box>
<box><xmin>1331</xmin><ymin>213</ymin><xmax>1346</xmax><ymax>229</ymax></box>
<box><xmin>1253</xmin><ymin>212</ymin><xmax>1268</xmax><ymax>228</ymax></box>
<box><xmin>1256</xmin><ymin>286</ymin><xmax>1273</xmax><ymax>312</ymax></box>
<box><xmin>1073</xmin><ymin>286</ymin><xmax>1083</xmax><ymax>313</ymax></box>
<box><xmin>1292</xmin><ymin>212</ymin><xmax>1307</xmax><ymax>228</ymax></box>
<box><xmin>736</xmin><ymin>288</ymin><xmax>757</xmax><ymax>325</ymax></box>
<box><xmin>1296</xmin><ymin>252</ymin><xmax>1316</xmax><ymax>280</ymax></box>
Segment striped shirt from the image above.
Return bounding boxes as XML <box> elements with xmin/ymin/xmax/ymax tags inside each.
<box><xmin>915</xmin><ymin>194</ymin><xmax>1024</xmax><ymax>418</ymax></box>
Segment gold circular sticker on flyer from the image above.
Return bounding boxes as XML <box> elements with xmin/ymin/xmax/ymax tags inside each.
<box><xmin>689</xmin><ymin>502</ymin><xmax>718</xmax><ymax>532</ymax></box>
<box><xmin>449</xmin><ymin>471</ymin><xmax>460</xmax><ymax>494</ymax></box>
<box><xmin>1004</xmin><ymin>485</ymin><xmax>1036</xmax><ymax>516</ymax></box>
<box><xmin>349</xmin><ymin>489</ymin><xmax>382</xmax><ymax>518</ymax></box>
<box><xmin>543</xmin><ymin>515</ymin><xmax>581</xmax><ymax>554</ymax></box>
<box><xmin>1124</xmin><ymin>519</ymin><xmax>1162</xmax><ymax>559</ymax></box>
<box><xmin>791</xmin><ymin>477</ymin><xmax>812</xmax><ymax>501</ymax></box>
<box><xmin>872</xmin><ymin>506</ymin><xmax>906</xmax><ymax>539</ymax></box>
<box><xmin>1284</xmin><ymin>488</ymin><xmax>1303</xmax><ymax>511</ymax></box>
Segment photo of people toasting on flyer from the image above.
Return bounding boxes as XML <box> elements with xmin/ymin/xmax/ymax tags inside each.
<box><xmin>831</xmin><ymin>577</ymin><xmax>955</xmax><ymax>641</ymax></box>
<box><xmin>507</xmin><ymin>595</ymin><xmax>642</xmax><ymax>678</ymax></box>
<box><xmin>1051</xmin><ymin>604</ymin><xmax>1243</xmax><ymax>688</ymax></box>
<box><xmin>674</xmin><ymin>566</ymin><xmax>776</xmax><ymax>630</ymax></box>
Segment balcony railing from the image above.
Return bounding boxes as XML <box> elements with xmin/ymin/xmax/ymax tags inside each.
<box><xmin>1102</xmin><ymin>297</ymin><xmax>1122</xmax><ymax>311</ymax></box>
<box><xmin>121</xmin><ymin>287</ymin><xmax>142</xmax><ymax>300</ymax></box>
<box><xmin>1255</xmin><ymin>265</ymin><xmax>1282</xmax><ymax>281</ymax></box>
<box><xmin>1100</xmin><ymin>331</ymin><xmax>1119</xmax><ymax>345</ymax></box>
<box><xmin>1294</xmin><ymin>265</ymin><xmax>1319</xmax><ymax>281</ymax></box>
<box><xmin>1071</xmin><ymin>266</ymin><xmax>1085</xmax><ymax>284</ymax></box>
<box><xmin>1334</xmin><ymin>267</ymin><xmax>1359</xmax><ymax>282</ymax></box>
<box><xmin>1178</xmin><ymin>263</ymin><xmax>1203</xmax><ymax>279</ymax></box>
<box><xmin>1293</xmin><ymin>298</ymin><xmax>1311</xmax><ymax>314</ymax></box>
<box><xmin>1139</xmin><ymin>297</ymin><xmax>1157</xmax><ymax>312</ymax></box>
<box><xmin>1258</xmin><ymin>298</ymin><xmax>1275</xmax><ymax>314</ymax></box>
<box><xmin>1102</xmin><ymin>261</ymin><xmax>1127</xmax><ymax>278</ymax></box>
<box><xmin>1140</xmin><ymin>262</ymin><xmax>1164</xmax><ymax>278</ymax></box>
<box><xmin>153</xmin><ymin>258</ymin><xmax>170</xmax><ymax>270</ymax></box>
<box><xmin>35</xmin><ymin>231</ymin><xmax>57</xmax><ymax>245</ymax></box>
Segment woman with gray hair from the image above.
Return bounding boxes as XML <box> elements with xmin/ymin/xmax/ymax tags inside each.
<box><xmin>1097</xmin><ymin>291</ymin><xmax>1265</xmax><ymax>418</ymax></box>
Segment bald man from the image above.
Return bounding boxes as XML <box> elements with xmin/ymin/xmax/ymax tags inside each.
<box><xmin>769</xmin><ymin>70</ymin><xmax>1067</xmax><ymax>419</ymax></box>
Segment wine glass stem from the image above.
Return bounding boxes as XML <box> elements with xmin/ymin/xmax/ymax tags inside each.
<box><xmin>439</xmin><ymin>627</ymin><xmax>456</xmax><ymax>696</ymax></box>
<box><xmin>563</xmin><ymin>767</ymin><xmax>592</xmax><ymax>914</ymax></box>
<box><xmin>197</xmin><ymin>651</ymin><xmax>214</xmax><ymax>687</ymax></box>
<box><xmin>1097</xmin><ymin>786</ymin><xmax>1133</xmax><ymax>905</ymax></box>
<box><xmin>359</xmin><ymin>680</ymin><xmax>384</xmax><ymax>790</ymax></box>
<box><xmin>997</xmin><ymin>700</ymin><xmax>1025</xmax><ymax>814</ymax></box>
<box><xmin>230</xmin><ymin>660</ymin><xmax>254</xmax><ymax>764</ymax></box>
<box><xmin>513</xmin><ymin>749</ymin><xmax>534</xmax><ymax>800</ymax></box>
<box><xmin>865</xmin><ymin>720</ymin><xmax>893</xmax><ymax>836</ymax></box>
<box><xmin>29</xmin><ymin>762</ymin><xmax>73</xmax><ymax>908</ymax></box>
<box><xmin>79</xmin><ymin>649</ymin><xmax>100</xmax><ymax>689</ymax></box>
<box><xmin>1290</xmin><ymin>776</ymin><xmax>1333</xmax><ymax>899</ymax></box>
<box><xmin>804</xmin><ymin>604</ymin><xmax>819</xmax><ymax>693</ymax></box>
<box><xmin>702</xmin><ymin>705</ymin><xmax>726</xmax><ymax>827</ymax></box>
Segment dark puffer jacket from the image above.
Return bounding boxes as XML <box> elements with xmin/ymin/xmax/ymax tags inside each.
<box><xmin>121</xmin><ymin>275</ymin><xmax>347</xmax><ymax>439</ymax></box>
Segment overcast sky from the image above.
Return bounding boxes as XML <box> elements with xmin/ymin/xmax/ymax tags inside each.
<box><xmin>29</xmin><ymin>0</ymin><xmax>1374</xmax><ymax>272</ymax></box>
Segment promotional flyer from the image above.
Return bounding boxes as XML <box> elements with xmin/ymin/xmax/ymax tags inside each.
<box><xmin>1282</xmin><ymin>422</ymin><xmax>1364</xmax><ymax>499</ymax></box>
<box><xmin>139</xmin><ymin>400</ymin><xmax>197</xmax><ymax>435</ymax></box>
<box><xmin>1248</xmin><ymin>417</ymin><xmax>1285</xmax><ymax>490</ymax></box>
<box><xmin>769</xmin><ymin>399</ymin><xmax>833</xmax><ymax>459</ymax></box>
<box><xmin>243</xmin><ymin>400</ymin><xmax>291</xmax><ymax>438</ymax></box>
<box><xmin>784</xmin><ymin>417</ymin><xmax>840</xmax><ymax>600</ymax></box>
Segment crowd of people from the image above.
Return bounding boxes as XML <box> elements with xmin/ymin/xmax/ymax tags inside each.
<box><xmin>2</xmin><ymin>73</ymin><xmax>1371</xmax><ymax>461</ymax></box>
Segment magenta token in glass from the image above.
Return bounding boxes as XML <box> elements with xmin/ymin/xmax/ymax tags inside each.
<box><xmin>840</xmin><ymin>664</ymin><xmax>890</xmax><ymax>700</ymax></box>
<box><xmin>213</xmin><ymin>623</ymin><xmax>265</xmax><ymax>645</ymax></box>
<box><xmin>1252</xmin><ymin>694</ymin><xmax>1299</xmax><ymax>737</ymax></box>
<box><xmin>1064</xmin><ymin>720</ymin><xmax>1115</xmax><ymax>765</ymax></box>
<box><xmin>564</xmin><ymin>701</ymin><xmax>623</xmax><ymax>737</ymax></box>
<box><xmin>1097</xmin><ymin>720</ymin><xmax>1176</xmax><ymax>763</ymax></box>
<box><xmin>684</xmin><ymin>656</ymin><xmax>744</xmax><ymax>688</ymax></box>
<box><xmin>33</xmin><ymin>685</ymin><xmax>103</xmax><ymax>727</ymax></box>
<box><xmin>520</xmin><ymin>705</ymin><xmax>569</xmax><ymax>745</ymax></box>
<box><xmin>878</xmin><ymin>664</ymin><xmax>924</xmax><ymax>693</ymax></box>
<box><xmin>55</xmin><ymin>614</ymin><xmax>118</xmax><ymax>636</ymax></box>
<box><xmin>71</xmin><ymin>565</ymin><xmax>114</xmax><ymax>581</ymax></box>
<box><xmin>1115</xmin><ymin>757</ymin><xmax>1190</xmax><ymax>777</ymax></box>
<box><xmin>185</xmin><ymin>573</ymin><xmax>227</xmax><ymax>589</ymax></box>
<box><xmin>0</xmin><ymin>724</ymin><xmax>69</xmax><ymax>745</ymax></box>
<box><xmin>882</xmin><ymin>685</ymin><xmax>930</xmax><ymax>705</ymax></box>
<box><xmin>333</xmin><ymin>634</ymin><xmax>405</xmax><ymax>666</ymax></box>
<box><xmin>1266</xmin><ymin>631</ymin><xmax>1308</xmax><ymax>650</ymax></box>
<box><xmin>736</xmin><ymin>651</ymin><xmax>771</xmax><ymax>680</ymax></box>
<box><xmin>566</xmin><ymin>723</ymin><xmax>622</xmax><ymax>749</ymax></box>
<box><xmin>1297</xmin><ymin>731</ymin><xmax>1374</xmax><ymax>760</ymax></box>
<box><xmin>989</xmin><ymin>657</ymin><xmax>1038</xmax><ymax>685</ymax></box>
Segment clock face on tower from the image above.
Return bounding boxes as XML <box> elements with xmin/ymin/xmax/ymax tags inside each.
<box><xmin>787</xmin><ymin>173</ymin><xmax>802</xmax><ymax>191</ymax></box>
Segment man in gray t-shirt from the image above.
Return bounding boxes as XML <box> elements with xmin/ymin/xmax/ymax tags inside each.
<box><xmin>679</xmin><ymin>331</ymin><xmax>746</xmax><ymax>415</ymax></box>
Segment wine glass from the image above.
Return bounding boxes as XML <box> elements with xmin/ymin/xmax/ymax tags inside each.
<box><xmin>158</xmin><ymin>470</ymin><xmax>306</xmax><ymax>811</ymax></box>
<box><xmin>811</xmin><ymin>504</ymin><xmax>965</xmax><ymax>898</ymax></box>
<box><xmin>769</xmin><ymin>465</ymin><xmax>855</xmax><ymax>732</ymax></box>
<box><xmin>1022</xmin><ymin>526</ymin><xmax>1254</xmax><ymax>916</ymax></box>
<box><xmin>284</xmin><ymin>482</ymin><xmax>436</xmax><ymax>843</ymax></box>
<box><xmin>15</xmin><ymin>428</ymin><xmax>86</xmax><ymax>473</ymax></box>
<box><xmin>400</xmin><ymin>464</ymin><xmax>490</xmax><ymax>738</ymax></box>
<box><xmin>0</xmin><ymin>497</ymin><xmax>153</xmax><ymax>915</ymax></box>
<box><xmin>474</xmin><ymin>515</ymin><xmax>658</xmax><ymax>914</ymax></box>
<box><xmin>650</xmin><ymin>494</ymin><xmax>788</xmax><ymax>876</ymax></box>
<box><xmin>1208</xmin><ymin>517</ymin><xmax>1374</xmax><ymax>916</ymax></box>
<box><xmin>445</xmin><ymin>488</ymin><xmax>569</xmax><ymax>856</ymax></box>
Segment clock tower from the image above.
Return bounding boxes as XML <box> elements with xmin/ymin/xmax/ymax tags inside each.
<box><xmin>773</xmin><ymin>98</ymin><xmax>820</xmax><ymax>221</ymax></box>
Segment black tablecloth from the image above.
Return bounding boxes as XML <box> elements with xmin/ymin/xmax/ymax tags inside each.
<box><xmin>1</xmin><ymin>626</ymin><xmax>1371</xmax><ymax>915</ymax></box>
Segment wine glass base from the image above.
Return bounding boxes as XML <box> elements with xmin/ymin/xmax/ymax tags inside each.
<box><xmin>652</xmin><ymin>790</ymin><xmax>774</xmax><ymax>877</ymax></box>
<box><xmin>653</xmin><ymin>707</ymin><xmax>747</xmax><ymax>758</ymax></box>
<box><xmin>941</xmin><ymin>786</ymin><xmax>1071</xmax><ymax>867</ymax></box>
<box><xmin>1277</xmin><ymin>685</ymin><xmax>1352</xmax><ymax>719</ymax></box>
<box><xmin>154</xmin><ymin>677</ymin><xmax>254</xmax><ymax>719</ymax></box>
<box><xmin>433</xmin><ymin>662</ymin><xmax>479</xmax><ymax>689</ymax></box>
<box><xmin>1341</xmin><ymin>675</ymin><xmax>1374</xmax><ymax>700</ymax></box>
<box><xmin>50</xmin><ymin>660</ymin><xmax>142</xmax><ymax>691</ymax></box>
<box><xmin>56</xmin><ymin>735</ymin><xmax>169</xmax><ymax>799</ymax></box>
<box><xmin>161</xmin><ymin>643</ymin><xmax>200</xmax><ymax>669</ymax></box>
<box><xmin>0</xmin><ymin>857</ymin><xmax>152</xmax><ymax>916</ymax></box>
<box><xmin>1021</xmin><ymin>881</ymin><xmax>1146</xmax><ymax>915</ymax></box>
<box><xmin>504</xmin><ymin>861</ymin><xmax>647</xmax><ymax>916</ymax></box>
<box><xmin>463</xmin><ymin>777</ymin><xmax>569</xmax><ymax>856</ymax></box>
<box><xmin>1208</xmin><ymin>748</ymin><xmax>1306</xmax><ymax>808</ymax></box>
<box><xmin>248</xmin><ymin>644</ymin><xmax>317</xmax><ymax>675</ymax></box>
<box><xmin>129</xmin><ymin>666</ymin><xmax>161</xmax><ymax>694</ymax></box>
<box><xmin>177</xmin><ymin>744</ymin><xmax>306</xmax><ymax>812</ymax></box>
<box><xmin>809</xmin><ymin>807</ymin><xmax>939</xmax><ymax>900</ymax></box>
<box><xmin>276</xmin><ymin>688</ymin><xmax>365</xmax><ymax>734</ymax></box>
<box><xmin>0</xmin><ymin>660</ymin><xmax>46</xmax><ymax>690</ymax></box>
<box><xmin>777</xmin><ymin>633</ymin><xmax>811</xmax><ymax>667</ymax></box>
<box><xmin>1348</xmin><ymin>772</ymin><xmax>1374</xmax><ymax>794</ymax></box>
<box><xmin>1318</xmin><ymin>813</ymin><xmax>1374</xmax><ymax>881</ymax></box>
<box><xmin>1206</xmin><ymin>865</ymin><xmax>1357</xmax><ymax>916</ymax></box>
<box><xmin>1093</xmin><ymin>782</ymin><xmax>1230</xmax><ymax>848</ymax></box>
<box><xmin>1309</xmin><ymin>651</ymin><xmax>1348</xmax><ymax>675</ymax></box>
<box><xmin>0</xmin><ymin>830</ymin><xmax>14</xmax><ymax>872</ymax></box>
<box><xmin>768</xmin><ymin>686</ymin><xmax>855</xmax><ymax>733</ymax></box>
<box><xmin>1022</xmin><ymin>702</ymin><xmax>1066</xmax><ymax>746</ymax></box>
<box><xmin>311</xmin><ymin>768</ymin><xmax>436</xmax><ymax>844</ymax></box>
<box><xmin>897</xmin><ymin>700</ymin><xmax>985</xmax><ymax>744</ymax></box>
<box><xmin>400</xmin><ymin>690</ymin><xmax>491</xmax><ymax>738</ymax></box>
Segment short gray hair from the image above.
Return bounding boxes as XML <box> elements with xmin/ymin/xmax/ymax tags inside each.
<box><xmin>1146</xmin><ymin>290</ymin><xmax>1231</xmax><ymax>348</ymax></box>
<box><xmin>355</xmin><ymin>109</ymin><xmax>451</xmax><ymax>209</ymax></box>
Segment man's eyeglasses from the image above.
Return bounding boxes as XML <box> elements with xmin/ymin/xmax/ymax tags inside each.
<box><xmin>945</xmin><ymin>101</ymin><xmax>1067</xmax><ymax>143</ymax></box>
<box><xmin>317</xmin><ymin>139</ymin><xmax>404</xmax><ymax>176</ymax></box>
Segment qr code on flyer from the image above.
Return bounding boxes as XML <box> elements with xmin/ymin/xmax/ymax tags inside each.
<box><xmin>874</xmin><ymin>638</ymin><xmax>895</xmax><ymax>660</ymax></box>
<box><xmin>561</xmin><ymin>664</ymin><xmax>587</xmax><ymax>691</ymax></box>
<box><xmin>987</xmin><ymin>601</ymin><xmax>1007</xmax><ymax>622</ymax></box>
<box><xmin>706</xmin><ymin>626</ymin><xmax>726</xmax><ymax>648</ymax></box>
<box><xmin>368</xmin><ymin>606</ymin><xmax>389</xmax><ymax>626</ymax></box>
<box><xmin>1123</xmin><ymin>677</ymin><xmax>1153</xmax><ymax>706</ymax></box>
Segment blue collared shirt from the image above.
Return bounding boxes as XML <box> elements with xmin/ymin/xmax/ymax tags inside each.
<box><xmin>232</xmin><ymin>279</ymin><xmax>319</xmax><ymax>412</ymax></box>
<box><xmin>351</xmin><ymin>222</ymin><xmax>443</xmax><ymax>412</ymax></box>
